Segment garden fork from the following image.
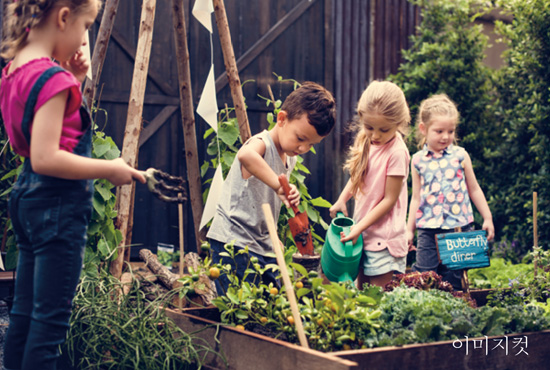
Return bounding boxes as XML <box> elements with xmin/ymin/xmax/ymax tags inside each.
<box><xmin>141</xmin><ymin>168</ymin><xmax>187</xmax><ymax>203</ymax></box>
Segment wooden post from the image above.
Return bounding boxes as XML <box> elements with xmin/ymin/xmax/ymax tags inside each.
<box><xmin>534</xmin><ymin>192</ymin><xmax>538</xmax><ymax>277</ymax></box>
<box><xmin>213</xmin><ymin>0</ymin><xmax>251</xmax><ymax>143</ymax></box>
<box><xmin>262</xmin><ymin>204</ymin><xmax>309</xmax><ymax>349</ymax></box>
<box><xmin>171</xmin><ymin>0</ymin><xmax>205</xmax><ymax>252</ymax></box>
<box><xmin>110</xmin><ymin>0</ymin><xmax>157</xmax><ymax>278</ymax></box>
<box><xmin>83</xmin><ymin>0</ymin><xmax>121</xmax><ymax>106</ymax></box>
<box><xmin>454</xmin><ymin>226</ymin><xmax>470</xmax><ymax>294</ymax></box>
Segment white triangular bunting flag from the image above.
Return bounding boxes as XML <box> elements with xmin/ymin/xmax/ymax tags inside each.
<box><xmin>196</xmin><ymin>65</ymin><xmax>219</xmax><ymax>132</ymax></box>
<box><xmin>200</xmin><ymin>165</ymin><xmax>224</xmax><ymax>230</ymax></box>
<box><xmin>192</xmin><ymin>0</ymin><xmax>214</xmax><ymax>33</ymax></box>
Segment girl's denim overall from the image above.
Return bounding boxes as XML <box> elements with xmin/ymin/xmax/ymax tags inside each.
<box><xmin>3</xmin><ymin>67</ymin><xmax>93</xmax><ymax>370</ymax></box>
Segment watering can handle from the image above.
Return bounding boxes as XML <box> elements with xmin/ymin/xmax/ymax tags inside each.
<box><xmin>341</xmin><ymin>226</ymin><xmax>355</xmax><ymax>257</ymax></box>
<box><xmin>336</xmin><ymin>211</ymin><xmax>344</xmax><ymax>218</ymax></box>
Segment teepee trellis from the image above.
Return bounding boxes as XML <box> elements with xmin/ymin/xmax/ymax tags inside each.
<box><xmin>85</xmin><ymin>0</ymin><xmax>250</xmax><ymax>278</ymax></box>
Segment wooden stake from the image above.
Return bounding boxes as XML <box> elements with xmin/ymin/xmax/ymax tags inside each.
<box><xmin>178</xmin><ymin>192</ymin><xmax>185</xmax><ymax>311</ymax></box>
<box><xmin>110</xmin><ymin>0</ymin><xmax>157</xmax><ymax>279</ymax></box>
<box><xmin>262</xmin><ymin>204</ymin><xmax>309</xmax><ymax>349</ymax></box>
<box><xmin>534</xmin><ymin>191</ymin><xmax>538</xmax><ymax>277</ymax></box>
<box><xmin>213</xmin><ymin>0</ymin><xmax>251</xmax><ymax>143</ymax></box>
<box><xmin>83</xmin><ymin>0</ymin><xmax>121</xmax><ymax>105</ymax></box>
<box><xmin>171</xmin><ymin>0</ymin><xmax>205</xmax><ymax>252</ymax></box>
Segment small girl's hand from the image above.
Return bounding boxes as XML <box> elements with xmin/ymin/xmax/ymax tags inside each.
<box><xmin>482</xmin><ymin>219</ymin><xmax>495</xmax><ymax>241</ymax></box>
<box><xmin>406</xmin><ymin>230</ymin><xmax>416</xmax><ymax>251</ymax></box>
<box><xmin>61</xmin><ymin>50</ymin><xmax>89</xmax><ymax>83</ymax></box>
<box><xmin>340</xmin><ymin>225</ymin><xmax>361</xmax><ymax>245</ymax></box>
<box><xmin>329</xmin><ymin>201</ymin><xmax>348</xmax><ymax>218</ymax></box>
<box><xmin>107</xmin><ymin>158</ymin><xmax>146</xmax><ymax>186</ymax></box>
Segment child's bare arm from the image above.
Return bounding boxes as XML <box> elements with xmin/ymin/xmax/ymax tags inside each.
<box><xmin>29</xmin><ymin>92</ymin><xmax>146</xmax><ymax>185</ymax></box>
<box><xmin>463</xmin><ymin>152</ymin><xmax>494</xmax><ymax>240</ymax></box>
<box><xmin>329</xmin><ymin>179</ymin><xmax>354</xmax><ymax>218</ymax></box>
<box><xmin>407</xmin><ymin>166</ymin><xmax>421</xmax><ymax>249</ymax></box>
<box><xmin>341</xmin><ymin>175</ymin><xmax>404</xmax><ymax>244</ymax></box>
<box><xmin>237</xmin><ymin>138</ymin><xmax>298</xmax><ymax>207</ymax></box>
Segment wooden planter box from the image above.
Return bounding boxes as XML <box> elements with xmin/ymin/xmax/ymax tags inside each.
<box><xmin>166</xmin><ymin>307</ymin><xmax>550</xmax><ymax>370</ymax></box>
<box><xmin>165</xmin><ymin>308</ymin><xmax>358</xmax><ymax>370</ymax></box>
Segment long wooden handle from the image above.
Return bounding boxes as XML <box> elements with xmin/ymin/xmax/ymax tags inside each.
<box><xmin>278</xmin><ymin>174</ymin><xmax>300</xmax><ymax>214</ymax></box>
<box><xmin>262</xmin><ymin>204</ymin><xmax>309</xmax><ymax>349</ymax></box>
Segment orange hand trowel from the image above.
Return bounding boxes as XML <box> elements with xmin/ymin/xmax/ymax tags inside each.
<box><xmin>278</xmin><ymin>174</ymin><xmax>315</xmax><ymax>255</ymax></box>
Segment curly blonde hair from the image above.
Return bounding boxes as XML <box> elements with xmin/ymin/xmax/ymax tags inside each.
<box><xmin>344</xmin><ymin>80</ymin><xmax>410</xmax><ymax>196</ymax></box>
<box><xmin>1</xmin><ymin>0</ymin><xmax>102</xmax><ymax>60</ymax></box>
<box><xmin>416</xmin><ymin>94</ymin><xmax>459</xmax><ymax>148</ymax></box>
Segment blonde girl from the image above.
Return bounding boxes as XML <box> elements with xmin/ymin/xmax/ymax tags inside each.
<box><xmin>0</xmin><ymin>1</ymin><xmax>145</xmax><ymax>368</ymax></box>
<box><xmin>330</xmin><ymin>80</ymin><xmax>411</xmax><ymax>288</ymax></box>
<box><xmin>406</xmin><ymin>94</ymin><xmax>494</xmax><ymax>290</ymax></box>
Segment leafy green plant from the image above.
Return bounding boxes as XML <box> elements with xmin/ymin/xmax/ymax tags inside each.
<box><xmin>0</xmin><ymin>113</ymin><xmax>21</xmax><ymax>270</ymax></box>
<box><xmin>63</xmin><ymin>271</ymin><xmax>215</xmax><ymax>369</ymax></box>
<box><xmin>83</xmin><ymin>123</ymin><xmax>125</xmax><ymax>276</ymax></box>
<box><xmin>469</xmin><ymin>257</ymin><xmax>534</xmax><ymax>289</ymax></box>
<box><xmin>201</xmin><ymin>75</ymin><xmax>331</xmax><ymax>253</ymax></box>
<box><xmin>482</xmin><ymin>0</ymin><xmax>550</xmax><ymax>250</ymax></box>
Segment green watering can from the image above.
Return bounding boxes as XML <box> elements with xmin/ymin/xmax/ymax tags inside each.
<box><xmin>321</xmin><ymin>212</ymin><xmax>363</xmax><ymax>283</ymax></box>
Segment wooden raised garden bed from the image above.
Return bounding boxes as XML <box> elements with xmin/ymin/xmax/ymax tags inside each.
<box><xmin>166</xmin><ymin>306</ymin><xmax>550</xmax><ymax>370</ymax></box>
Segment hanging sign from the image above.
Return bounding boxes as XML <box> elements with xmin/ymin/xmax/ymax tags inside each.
<box><xmin>436</xmin><ymin>230</ymin><xmax>490</xmax><ymax>270</ymax></box>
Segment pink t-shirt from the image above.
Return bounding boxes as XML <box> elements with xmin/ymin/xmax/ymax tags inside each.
<box><xmin>353</xmin><ymin>134</ymin><xmax>410</xmax><ymax>257</ymax></box>
<box><xmin>0</xmin><ymin>58</ymin><xmax>84</xmax><ymax>157</ymax></box>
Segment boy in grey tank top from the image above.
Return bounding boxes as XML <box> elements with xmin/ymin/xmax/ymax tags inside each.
<box><xmin>207</xmin><ymin>82</ymin><xmax>336</xmax><ymax>295</ymax></box>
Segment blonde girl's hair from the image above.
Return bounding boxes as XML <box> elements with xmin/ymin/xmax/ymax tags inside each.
<box><xmin>1</xmin><ymin>0</ymin><xmax>102</xmax><ymax>60</ymax></box>
<box><xmin>416</xmin><ymin>93</ymin><xmax>460</xmax><ymax>148</ymax></box>
<box><xmin>344</xmin><ymin>80</ymin><xmax>411</xmax><ymax>196</ymax></box>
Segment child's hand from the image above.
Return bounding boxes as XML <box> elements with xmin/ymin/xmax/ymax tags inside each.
<box><xmin>482</xmin><ymin>219</ymin><xmax>495</xmax><ymax>241</ymax></box>
<box><xmin>60</xmin><ymin>49</ymin><xmax>89</xmax><ymax>83</ymax></box>
<box><xmin>277</xmin><ymin>182</ymin><xmax>299</xmax><ymax>208</ymax></box>
<box><xmin>340</xmin><ymin>225</ymin><xmax>361</xmax><ymax>245</ymax></box>
<box><xmin>107</xmin><ymin>158</ymin><xmax>146</xmax><ymax>186</ymax></box>
<box><xmin>406</xmin><ymin>230</ymin><xmax>416</xmax><ymax>251</ymax></box>
<box><xmin>329</xmin><ymin>201</ymin><xmax>348</xmax><ymax>218</ymax></box>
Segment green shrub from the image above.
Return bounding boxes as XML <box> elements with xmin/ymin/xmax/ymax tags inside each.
<box><xmin>484</xmin><ymin>0</ymin><xmax>550</xmax><ymax>250</ymax></box>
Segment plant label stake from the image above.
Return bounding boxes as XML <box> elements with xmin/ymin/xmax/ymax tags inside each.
<box><xmin>435</xmin><ymin>227</ymin><xmax>490</xmax><ymax>293</ymax></box>
<box><xmin>278</xmin><ymin>174</ymin><xmax>314</xmax><ymax>255</ymax></box>
<box><xmin>262</xmin><ymin>203</ymin><xmax>309</xmax><ymax>349</ymax></box>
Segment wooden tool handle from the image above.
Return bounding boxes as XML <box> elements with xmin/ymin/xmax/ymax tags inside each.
<box><xmin>262</xmin><ymin>203</ymin><xmax>309</xmax><ymax>349</ymax></box>
<box><xmin>278</xmin><ymin>174</ymin><xmax>300</xmax><ymax>214</ymax></box>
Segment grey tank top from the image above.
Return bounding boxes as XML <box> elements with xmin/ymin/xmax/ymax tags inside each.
<box><xmin>207</xmin><ymin>130</ymin><xmax>297</xmax><ymax>255</ymax></box>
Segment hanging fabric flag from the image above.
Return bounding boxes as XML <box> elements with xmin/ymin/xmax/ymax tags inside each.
<box><xmin>192</xmin><ymin>0</ymin><xmax>214</xmax><ymax>33</ymax></box>
<box><xmin>196</xmin><ymin>65</ymin><xmax>218</xmax><ymax>132</ymax></box>
<box><xmin>194</xmin><ymin>0</ymin><xmax>224</xmax><ymax>230</ymax></box>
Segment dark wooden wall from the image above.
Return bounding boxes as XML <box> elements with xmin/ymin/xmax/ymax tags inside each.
<box><xmin>89</xmin><ymin>0</ymin><xmax>419</xmax><ymax>258</ymax></box>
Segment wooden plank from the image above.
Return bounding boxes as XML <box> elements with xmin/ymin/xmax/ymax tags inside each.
<box><xmin>109</xmin><ymin>27</ymin><xmax>177</xmax><ymax>97</ymax></box>
<box><xmin>165</xmin><ymin>309</ymin><xmax>359</xmax><ymax>370</ymax></box>
<box><xmin>138</xmin><ymin>105</ymin><xmax>178</xmax><ymax>147</ymax></box>
<box><xmin>171</xmin><ymin>0</ymin><xmax>204</xmax><ymax>250</ymax></box>
<box><xmin>335</xmin><ymin>331</ymin><xmax>550</xmax><ymax>369</ymax></box>
<box><xmin>111</xmin><ymin>0</ymin><xmax>157</xmax><ymax>279</ymax></box>
<box><xmin>99</xmin><ymin>92</ymin><xmax>180</xmax><ymax>106</ymax></box>
<box><xmin>214</xmin><ymin>0</ymin><xmax>319</xmax><ymax>93</ymax></box>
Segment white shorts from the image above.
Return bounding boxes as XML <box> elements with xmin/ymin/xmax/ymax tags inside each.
<box><xmin>362</xmin><ymin>248</ymin><xmax>406</xmax><ymax>276</ymax></box>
